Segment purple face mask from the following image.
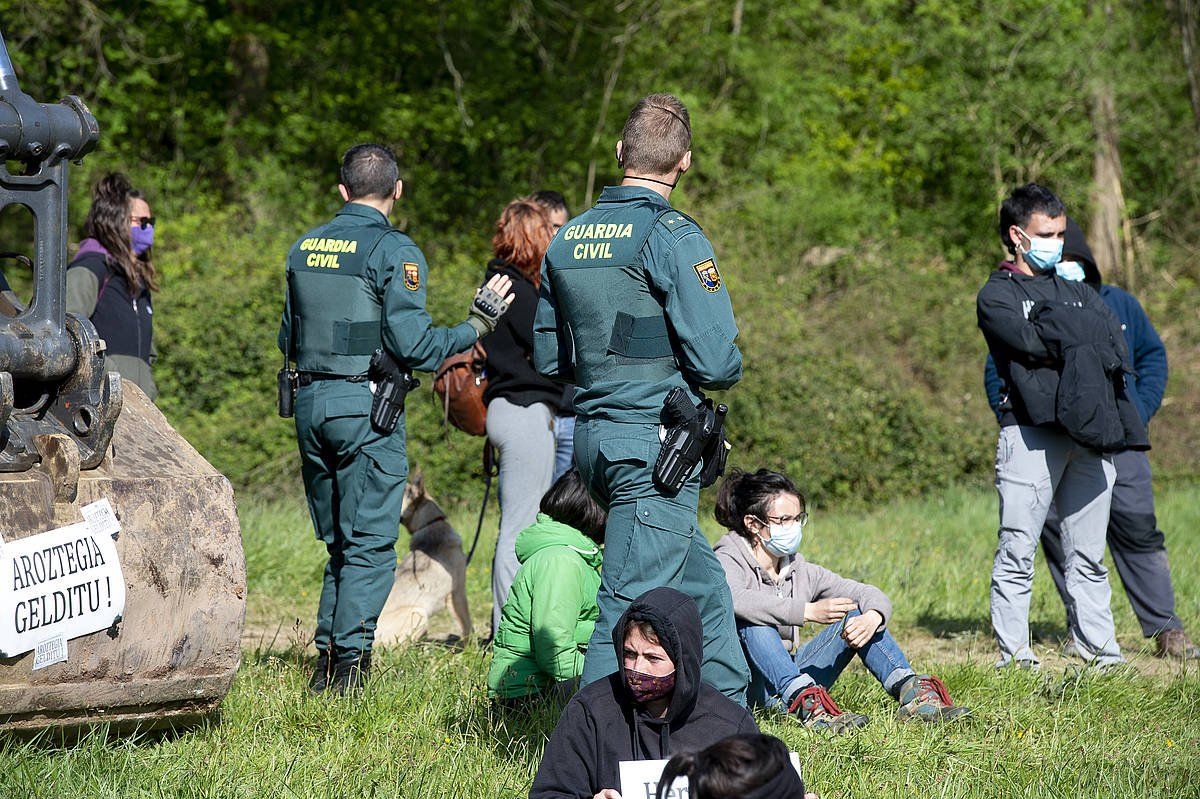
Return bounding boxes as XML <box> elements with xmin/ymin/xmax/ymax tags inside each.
<box><xmin>131</xmin><ymin>223</ymin><xmax>154</xmax><ymax>255</ymax></box>
<box><xmin>625</xmin><ymin>667</ymin><xmax>676</xmax><ymax>703</ymax></box>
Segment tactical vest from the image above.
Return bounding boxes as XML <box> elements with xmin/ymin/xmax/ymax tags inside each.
<box><xmin>286</xmin><ymin>211</ymin><xmax>392</xmax><ymax>375</ymax></box>
<box><xmin>544</xmin><ymin>198</ymin><xmax>678</xmax><ymax>390</ymax></box>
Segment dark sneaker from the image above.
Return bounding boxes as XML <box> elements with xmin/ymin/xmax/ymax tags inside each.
<box><xmin>896</xmin><ymin>675</ymin><xmax>971</xmax><ymax>722</ymax></box>
<box><xmin>787</xmin><ymin>685</ymin><xmax>870</xmax><ymax>733</ymax></box>
<box><xmin>308</xmin><ymin>651</ymin><xmax>331</xmax><ymax>693</ymax></box>
<box><xmin>1155</xmin><ymin>629</ymin><xmax>1200</xmax><ymax>660</ymax></box>
<box><xmin>329</xmin><ymin>652</ymin><xmax>372</xmax><ymax>696</ymax></box>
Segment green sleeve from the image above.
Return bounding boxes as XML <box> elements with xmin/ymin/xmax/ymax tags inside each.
<box><xmin>644</xmin><ymin>225</ymin><xmax>742</xmax><ymax>390</ymax></box>
<box><xmin>66</xmin><ymin>266</ymin><xmax>99</xmax><ymax>319</ymax></box>
<box><xmin>375</xmin><ymin>236</ymin><xmax>476</xmax><ymax>372</ymax></box>
<box><xmin>532</xmin><ymin>257</ymin><xmax>573</xmax><ymax>381</ymax></box>
<box><xmin>527</xmin><ymin>550</ymin><xmax>587</xmax><ymax>682</ymax></box>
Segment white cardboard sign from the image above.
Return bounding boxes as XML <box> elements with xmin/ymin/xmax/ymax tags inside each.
<box><xmin>620</xmin><ymin>753</ymin><xmax>803</xmax><ymax>799</ymax></box>
<box><xmin>0</xmin><ymin>500</ymin><xmax>126</xmax><ymax>660</ymax></box>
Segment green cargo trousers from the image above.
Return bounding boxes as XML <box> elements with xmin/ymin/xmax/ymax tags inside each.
<box><xmin>294</xmin><ymin>380</ymin><xmax>407</xmax><ymax>660</ymax></box>
<box><xmin>575</xmin><ymin>418</ymin><xmax>750</xmax><ymax>704</ymax></box>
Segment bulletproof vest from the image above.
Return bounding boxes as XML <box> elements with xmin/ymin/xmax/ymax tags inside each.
<box><xmin>545</xmin><ymin>199</ymin><xmax>677</xmax><ymax>389</ymax></box>
<box><xmin>286</xmin><ymin>213</ymin><xmax>392</xmax><ymax>375</ymax></box>
<box><xmin>71</xmin><ymin>253</ymin><xmax>154</xmax><ymax>362</ymax></box>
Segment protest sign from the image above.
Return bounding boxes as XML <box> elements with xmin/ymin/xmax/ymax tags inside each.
<box><xmin>0</xmin><ymin>499</ymin><xmax>125</xmax><ymax>661</ymax></box>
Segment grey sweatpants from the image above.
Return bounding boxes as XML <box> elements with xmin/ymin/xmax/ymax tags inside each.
<box><xmin>486</xmin><ymin>397</ymin><xmax>555</xmax><ymax>635</ymax></box>
<box><xmin>992</xmin><ymin>425</ymin><xmax>1122</xmax><ymax>666</ymax></box>
<box><xmin>1042</xmin><ymin>449</ymin><xmax>1183</xmax><ymax>638</ymax></box>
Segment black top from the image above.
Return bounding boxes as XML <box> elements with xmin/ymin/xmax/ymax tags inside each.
<box><xmin>68</xmin><ymin>251</ymin><xmax>154</xmax><ymax>363</ymax></box>
<box><xmin>481</xmin><ymin>259</ymin><xmax>564</xmax><ymax>410</ymax></box>
<box><xmin>529</xmin><ymin>587</ymin><xmax>759</xmax><ymax>799</ymax></box>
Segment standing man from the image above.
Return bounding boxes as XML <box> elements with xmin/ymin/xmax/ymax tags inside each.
<box><xmin>280</xmin><ymin>143</ymin><xmax>513</xmax><ymax>693</ymax></box>
<box><xmin>984</xmin><ymin>219</ymin><xmax>1198</xmax><ymax>659</ymax></box>
<box><xmin>534</xmin><ymin>94</ymin><xmax>750</xmax><ymax>702</ymax></box>
<box><xmin>977</xmin><ymin>183</ymin><xmax>1147</xmax><ymax>669</ymax></box>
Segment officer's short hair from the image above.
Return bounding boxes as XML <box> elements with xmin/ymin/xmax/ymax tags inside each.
<box><xmin>340</xmin><ymin>143</ymin><xmax>399</xmax><ymax>201</ymax></box>
<box><xmin>619</xmin><ymin>93</ymin><xmax>692</xmax><ymax>175</ymax></box>
<box><xmin>998</xmin><ymin>183</ymin><xmax>1065</xmax><ymax>255</ymax></box>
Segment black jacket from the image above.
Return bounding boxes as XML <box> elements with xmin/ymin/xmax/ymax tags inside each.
<box><xmin>529</xmin><ymin>588</ymin><xmax>758</xmax><ymax>799</ymax></box>
<box><xmin>976</xmin><ymin>267</ymin><xmax>1148</xmax><ymax>451</ymax></box>
<box><xmin>68</xmin><ymin>250</ymin><xmax>154</xmax><ymax>362</ymax></box>
<box><xmin>481</xmin><ymin>259</ymin><xmax>564</xmax><ymax>410</ymax></box>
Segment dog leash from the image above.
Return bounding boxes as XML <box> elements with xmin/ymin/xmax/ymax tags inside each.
<box><xmin>465</xmin><ymin>440</ymin><xmax>498</xmax><ymax>567</ymax></box>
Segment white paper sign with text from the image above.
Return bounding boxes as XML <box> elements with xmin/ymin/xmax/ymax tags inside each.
<box><xmin>0</xmin><ymin>509</ymin><xmax>125</xmax><ymax>660</ymax></box>
<box><xmin>619</xmin><ymin>753</ymin><xmax>803</xmax><ymax>799</ymax></box>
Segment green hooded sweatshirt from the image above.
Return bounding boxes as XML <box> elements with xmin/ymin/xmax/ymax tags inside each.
<box><xmin>488</xmin><ymin>514</ymin><xmax>603</xmax><ymax>699</ymax></box>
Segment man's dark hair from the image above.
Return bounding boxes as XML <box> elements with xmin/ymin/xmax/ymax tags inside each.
<box><xmin>531</xmin><ymin>190</ymin><xmax>568</xmax><ymax>215</ymax></box>
<box><xmin>340</xmin><ymin>143</ymin><xmax>399</xmax><ymax>201</ymax></box>
<box><xmin>657</xmin><ymin>734</ymin><xmax>804</xmax><ymax>799</ymax></box>
<box><xmin>539</xmin><ymin>467</ymin><xmax>607</xmax><ymax>544</ymax></box>
<box><xmin>998</xmin><ymin>183</ymin><xmax>1066</xmax><ymax>255</ymax></box>
<box><xmin>619</xmin><ymin>93</ymin><xmax>692</xmax><ymax>175</ymax></box>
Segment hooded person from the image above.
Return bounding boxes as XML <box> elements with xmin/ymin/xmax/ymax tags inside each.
<box><xmin>528</xmin><ymin>587</ymin><xmax>758</xmax><ymax>799</ymax></box>
<box><xmin>984</xmin><ymin>219</ymin><xmax>1198</xmax><ymax>660</ymax></box>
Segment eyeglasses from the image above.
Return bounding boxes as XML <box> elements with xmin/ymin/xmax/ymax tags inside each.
<box><xmin>759</xmin><ymin>512</ymin><xmax>809</xmax><ymax>527</ymax></box>
<box><xmin>131</xmin><ymin>216</ymin><xmax>156</xmax><ymax>229</ymax></box>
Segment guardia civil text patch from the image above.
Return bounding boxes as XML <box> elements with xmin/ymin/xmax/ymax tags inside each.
<box><xmin>403</xmin><ymin>262</ymin><xmax>420</xmax><ymax>291</ymax></box>
<box><xmin>693</xmin><ymin>259</ymin><xmax>722</xmax><ymax>292</ymax></box>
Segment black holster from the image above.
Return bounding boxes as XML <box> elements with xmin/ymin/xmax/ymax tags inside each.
<box><xmin>368</xmin><ymin>348</ymin><xmax>419</xmax><ymax>434</ymax></box>
<box><xmin>277</xmin><ymin>368</ymin><xmax>297</xmax><ymax>418</ymax></box>
<box><xmin>653</xmin><ymin>388</ymin><xmax>730</xmax><ymax>495</ymax></box>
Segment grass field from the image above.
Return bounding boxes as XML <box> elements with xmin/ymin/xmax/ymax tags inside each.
<box><xmin>2</xmin><ymin>484</ymin><xmax>1199</xmax><ymax>798</ymax></box>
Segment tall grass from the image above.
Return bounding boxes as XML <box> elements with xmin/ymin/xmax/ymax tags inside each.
<box><xmin>1</xmin><ymin>485</ymin><xmax>1197</xmax><ymax>797</ymax></box>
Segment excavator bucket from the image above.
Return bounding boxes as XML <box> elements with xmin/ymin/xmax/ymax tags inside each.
<box><xmin>0</xmin><ymin>31</ymin><xmax>245</xmax><ymax>732</ymax></box>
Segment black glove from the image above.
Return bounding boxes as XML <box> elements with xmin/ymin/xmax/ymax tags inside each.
<box><xmin>466</xmin><ymin>283</ymin><xmax>512</xmax><ymax>337</ymax></box>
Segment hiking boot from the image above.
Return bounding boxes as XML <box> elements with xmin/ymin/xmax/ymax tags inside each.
<box><xmin>307</xmin><ymin>651</ymin><xmax>332</xmax><ymax>693</ymax></box>
<box><xmin>896</xmin><ymin>674</ymin><xmax>971</xmax><ymax>722</ymax></box>
<box><xmin>787</xmin><ymin>685</ymin><xmax>870</xmax><ymax>733</ymax></box>
<box><xmin>329</xmin><ymin>652</ymin><xmax>372</xmax><ymax>695</ymax></box>
<box><xmin>1155</xmin><ymin>629</ymin><xmax>1200</xmax><ymax>660</ymax></box>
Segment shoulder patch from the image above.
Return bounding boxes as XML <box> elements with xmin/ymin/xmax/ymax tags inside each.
<box><xmin>403</xmin><ymin>262</ymin><xmax>420</xmax><ymax>291</ymax></box>
<box><xmin>693</xmin><ymin>259</ymin><xmax>722</xmax><ymax>292</ymax></box>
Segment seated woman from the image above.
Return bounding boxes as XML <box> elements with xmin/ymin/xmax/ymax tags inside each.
<box><xmin>529</xmin><ymin>587</ymin><xmax>758</xmax><ymax>799</ymax></box>
<box><xmin>489</xmin><ymin>468</ymin><xmax>606</xmax><ymax>702</ymax></box>
<box><xmin>713</xmin><ymin>469</ymin><xmax>969</xmax><ymax>731</ymax></box>
<box><xmin>657</xmin><ymin>734</ymin><xmax>817</xmax><ymax>799</ymax></box>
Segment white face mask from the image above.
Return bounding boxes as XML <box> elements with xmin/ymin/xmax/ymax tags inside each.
<box><xmin>1055</xmin><ymin>260</ymin><xmax>1085</xmax><ymax>282</ymax></box>
<box><xmin>759</xmin><ymin>520</ymin><xmax>803</xmax><ymax>557</ymax></box>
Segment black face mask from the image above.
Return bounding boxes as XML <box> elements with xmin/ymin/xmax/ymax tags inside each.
<box><xmin>624</xmin><ymin>174</ymin><xmax>678</xmax><ymax>189</ymax></box>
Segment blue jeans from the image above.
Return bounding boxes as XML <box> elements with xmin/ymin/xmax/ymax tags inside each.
<box><xmin>552</xmin><ymin>414</ymin><xmax>576</xmax><ymax>481</ymax></box>
<box><xmin>739</xmin><ymin>610</ymin><xmax>914</xmax><ymax>709</ymax></box>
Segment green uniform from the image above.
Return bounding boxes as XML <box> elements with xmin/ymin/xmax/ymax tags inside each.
<box><xmin>533</xmin><ymin>185</ymin><xmax>749</xmax><ymax>703</ymax></box>
<box><xmin>279</xmin><ymin>202</ymin><xmax>476</xmax><ymax>660</ymax></box>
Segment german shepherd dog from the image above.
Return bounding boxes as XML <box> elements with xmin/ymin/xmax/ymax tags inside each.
<box><xmin>374</xmin><ymin>470</ymin><xmax>473</xmax><ymax>646</ymax></box>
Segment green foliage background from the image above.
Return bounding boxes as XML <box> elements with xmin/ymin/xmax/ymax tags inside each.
<box><xmin>1</xmin><ymin>0</ymin><xmax>1197</xmax><ymax>507</ymax></box>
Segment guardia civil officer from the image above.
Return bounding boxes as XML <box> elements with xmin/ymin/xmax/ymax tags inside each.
<box><xmin>533</xmin><ymin>94</ymin><xmax>751</xmax><ymax>703</ymax></box>
<box><xmin>279</xmin><ymin>144</ymin><xmax>513</xmax><ymax>694</ymax></box>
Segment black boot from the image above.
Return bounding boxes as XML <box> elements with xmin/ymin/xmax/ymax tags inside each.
<box><xmin>308</xmin><ymin>651</ymin><xmax>332</xmax><ymax>693</ymax></box>
<box><xmin>329</xmin><ymin>652</ymin><xmax>371</xmax><ymax>695</ymax></box>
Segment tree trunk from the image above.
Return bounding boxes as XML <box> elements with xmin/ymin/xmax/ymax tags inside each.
<box><xmin>1089</xmin><ymin>79</ymin><xmax>1134</xmax><ymax>288</ymax></box>
<box><xmin>1175</xmin><ymin>0</ymin><xmax>1200</xmax><ymax>134</ymax></box>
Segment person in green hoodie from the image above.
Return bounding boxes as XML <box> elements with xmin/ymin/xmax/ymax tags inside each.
<box><xmin>489</xmin><ymin>468</ymin><xmax>607</xmax><ymax>702</ymax></box>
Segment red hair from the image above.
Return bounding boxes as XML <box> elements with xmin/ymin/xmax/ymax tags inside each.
<box><xmin>492</xmin><ymin>199</ymin><xmax>553</xmax><ymax>285</ymax></box>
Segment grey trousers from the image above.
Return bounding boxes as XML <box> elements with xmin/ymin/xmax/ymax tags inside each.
<box><xmin>992</xmin><ymin>425</ymin><xmax>1122</xmax><ymax>666</ymax></box>
<box><xmin>486</xmin><ymin>397</ymin><xmax>555</xmax><ymax>635</ymax></box>
<box><xmin>1042</xmin><ymin>449</ymin><xmax>1182</xmax><ymax>638</ymax></box>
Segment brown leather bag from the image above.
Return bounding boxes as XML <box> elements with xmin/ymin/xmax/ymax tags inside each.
<box><xmin>432</xmin><ymin>342</ymin><xmax>488</xmax><ymax>436</ymax></box>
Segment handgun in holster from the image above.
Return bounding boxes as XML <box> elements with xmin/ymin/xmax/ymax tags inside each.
<box><xmin>368</xmin><ymin>348</ymin><xmax>420</xmax><ymax>434</ymax></box>
<box><xmin>652</xmin><ymin>387</ymin><xmax>731</xmax><ymax>495</ymax></box>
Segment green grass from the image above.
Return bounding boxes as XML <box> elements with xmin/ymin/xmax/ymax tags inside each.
<box><xmin>2</xmin><ymin>485</ymin><xmax>1199</xmax><ymax>798</ymax></box>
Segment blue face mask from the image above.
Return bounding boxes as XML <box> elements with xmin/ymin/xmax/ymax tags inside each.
<box><xmin>131</xmin><ymin>223</ymin><xmax>154</xmax><ymax>256</ymax></box>
<box><xmin>1055</xmin><ymin>259</ymin><xmax>1085</xmax><ymax>282</ymax></box>
<box><xmin>759</xmin><ymin>519</ymin><xmax>803</xmax><ymax>558</ymax></box>
<box><xmin>1016</xmin><ymin>227</ymin><xmax>1063</xmax><ymax>272</ymax></box>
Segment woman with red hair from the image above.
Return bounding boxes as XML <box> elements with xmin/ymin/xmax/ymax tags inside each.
<box><xmin>482</xmin><ymin>198</ymin><xmax>565</xmax><ymax>636</ymax></box>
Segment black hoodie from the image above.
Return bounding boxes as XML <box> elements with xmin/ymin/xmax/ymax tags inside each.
<box><xmin>529</xmin><ymin>588</ymin><xmax>758</xmax><ymax>799</ymax></box>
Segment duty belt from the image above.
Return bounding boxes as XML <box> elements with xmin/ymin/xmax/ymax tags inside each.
<box><xmin>296</xmin><ymin>371</ymin><xmax>369</xmax><ymax>387</ymax></box>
